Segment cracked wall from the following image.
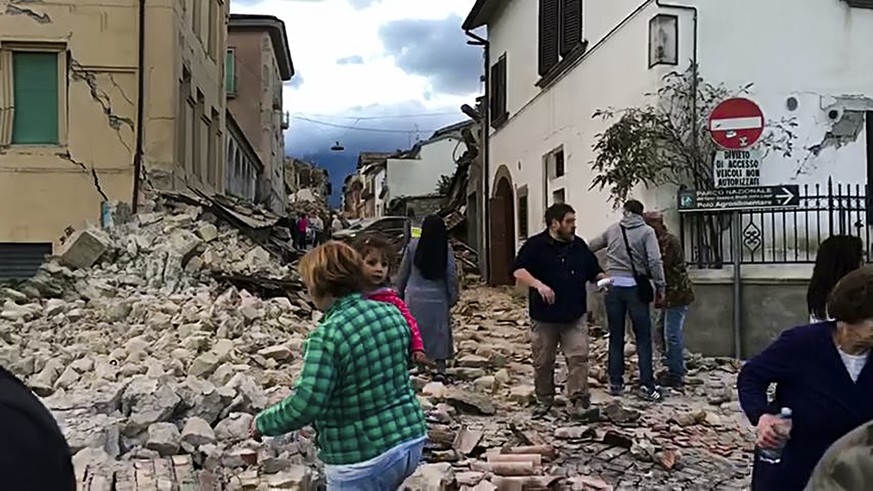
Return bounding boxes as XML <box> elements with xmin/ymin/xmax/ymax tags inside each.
<box><xmin>0</xmin><ymin>0</ymin><xmax>227</xmax><ymax>250</ymax></box>
<box><xmin>0</xmin><ymin>0</ymin><xmax>138</xmax><ymax>249</ymax></box>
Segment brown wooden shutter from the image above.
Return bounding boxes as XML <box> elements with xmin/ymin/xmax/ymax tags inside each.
<box><xmin>490</xmin><ymin>56</ymin><xmax>507</xmax><ymax>127</ymax></box>
<box><xmin>538</xmin><ymin>0</ymin><xmax>559</xmax><ymax>76</ymax></box>
<box><xmin>560</xmin><ymin>0</ymin><xmax>582</xmax><ymax>56</ymax></box>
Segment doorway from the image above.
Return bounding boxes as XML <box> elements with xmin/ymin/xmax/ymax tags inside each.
<box><xmin>489</xmin><ymin>171</ymin><xmax>516</xmax><ymax>285</ymax></box>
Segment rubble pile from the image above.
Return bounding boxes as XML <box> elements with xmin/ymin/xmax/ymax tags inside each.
<box><xmin>0</xmin><ymin>197</ymin><xmax>323</xmax><ymax>488</ymax></box>
<box><xmin>0</xmin><ymin>199</ymin><xmax>752</xmax><ymax>489</ymax></box>
<box><xmin>402</xmin><ymin>288</ymin><xmax>754</xmax><ymax>490</ymax></box>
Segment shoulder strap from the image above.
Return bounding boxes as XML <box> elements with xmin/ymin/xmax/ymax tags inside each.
<box><xmin>619</xmin><ymin>225</ymin><xmax>639</xmax><ymax>277</ymax></box>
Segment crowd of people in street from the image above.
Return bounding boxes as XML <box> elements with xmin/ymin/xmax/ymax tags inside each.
<box><xmin>2</xmin><ymin>202</ymin><xmax>873</xmax><ymax>490</ymax></box>
<box><xmin>291</xmin><ymin>212</ymin><xmax>346</xmax><ymax>250</ymax></box>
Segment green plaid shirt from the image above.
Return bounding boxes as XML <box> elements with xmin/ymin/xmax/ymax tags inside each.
<box><xmin>255</xmin><ymin>293</ymin><xmax>426</xmax><ymax>465</ymax></box>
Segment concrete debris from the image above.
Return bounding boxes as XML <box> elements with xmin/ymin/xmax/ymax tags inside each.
<box><xmin>0</xmin><ymin>195</ymin><xmax>752</xmax><ymax>488</ymax></box>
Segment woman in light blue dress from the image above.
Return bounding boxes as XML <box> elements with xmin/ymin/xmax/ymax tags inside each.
<box><xmin>397</xmin><ymin>215</ymin><xmax>459</xmax><ymax>382</ymax></box>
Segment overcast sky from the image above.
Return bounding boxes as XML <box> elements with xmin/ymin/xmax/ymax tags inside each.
<box><xmin>230</xmin><ymin>0</ymin><xmax>483</xmax><ymax>156</ymax></box>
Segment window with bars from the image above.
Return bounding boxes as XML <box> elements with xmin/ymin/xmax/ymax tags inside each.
<box><xmin>538</xmin><ymin>0</ymin><xmax>584</xmax><ymax>77</ymax></box>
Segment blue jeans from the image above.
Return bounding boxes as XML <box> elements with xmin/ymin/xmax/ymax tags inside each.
<box><xmin>324</xmin><ymin>437</ymin><xmax>425</xmax><ymax>490</ymax></box>
<box><xmin>663</xmin><ymin>306</ymin><xmax>688</xmax><ymax>380</ymax></box>
<box><xmin>606</xmin><ymin>286</ymin><xmax>655</xmax><ymax>388</ymax></box>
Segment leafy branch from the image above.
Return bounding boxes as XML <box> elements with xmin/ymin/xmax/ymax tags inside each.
<box><xmin>589</xmin><ymin>64</ymin><xmax>798</xmax><ymax>209</ymax></box>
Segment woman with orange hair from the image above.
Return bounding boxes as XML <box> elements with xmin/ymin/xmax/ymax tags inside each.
<box><xmin>251</xmin><ymin>241</ymin><xmax>426</xmax><ymax>490</ymax></box>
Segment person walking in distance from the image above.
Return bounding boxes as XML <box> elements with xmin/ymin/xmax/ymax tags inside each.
<box><xmin>513</xmin><ymin>203</ymin><xmax>609</xmax><ymax>418</ymax></box>
<box><xmin>644</xmin><ymin>211</ymin><xmax>694</xmax><ymax>389</ymax></box>
<box><xmin>396</xmin><ymin>215</ymin><xmax>459</xmax><ymax>383</ymax></box>
<box><xmin>310</xmin><ymin>213</ymin><xmax>325</xmax><ymax>245</ymax></box>
<box><xmin>590</xmin><ymin>199</ymin><xmax>666</xmax><ymax>402</ymax></box>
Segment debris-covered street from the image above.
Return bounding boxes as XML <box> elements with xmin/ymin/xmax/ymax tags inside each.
<box><xmin>0</xmin><ymin>199</ymin><xmax>753</xmax><ymax>490</ymax></box>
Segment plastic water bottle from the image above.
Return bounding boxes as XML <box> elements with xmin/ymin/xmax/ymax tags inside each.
<box><xmin>759</xmin><ymin>407</ymin><xmax>792</xmax><ymax>464</ymax></box>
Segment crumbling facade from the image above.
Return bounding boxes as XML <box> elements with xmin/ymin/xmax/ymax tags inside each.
<box><xmin>0</xmin><ymin>0</ymin><xmax>228</xmax><ymax>266</ymax></box>
<box><xmin>227</xmin><ymin>14</ymin><xmax>295</xmax><ymax>214</ymax></box>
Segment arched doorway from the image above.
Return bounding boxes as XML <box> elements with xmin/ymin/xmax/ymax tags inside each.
<box><xmin>488</xmin><ymin>166</ymin><xmax>516</xmax><ymax>285</ymax></box>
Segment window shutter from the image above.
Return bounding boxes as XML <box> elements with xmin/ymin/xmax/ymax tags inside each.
<box><xmin>489</xmin><ymin>61</ymin><xmax>500</xmax><ymax>122</ymax></box>
<box><xmin>490</xmin><ymin>57</ymin><xmax>507</xmax><ymax>128</ymax></box>
<box><xmin>560</xmin><ymin>0</ymin><xmax>582</xmax><ymax>56</ymax></box>
<box><xmin>538</xmin><ymin>0</ymin><xmax>559</xmax><ymax>76</ymax></box>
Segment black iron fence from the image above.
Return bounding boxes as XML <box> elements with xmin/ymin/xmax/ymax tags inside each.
<box><xmin>679</xmin><ymin>179</ymin><xmax>872</xmax><ymax>268</ymax></box>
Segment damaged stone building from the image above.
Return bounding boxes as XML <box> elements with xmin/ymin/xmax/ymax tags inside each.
<box><xmin>284</xmin><ymin>157</ymin><xmax>330</xmax><ymax>206</ymax></box>
<box><xmin>226</xmin><ymin>14</ymin><xmax>294</xmax><ymax>214</ymax></box>
<box><xmin>0</xmin><ymin>2</ymin><xmax>295</xmax><ymax>278</ymax></box>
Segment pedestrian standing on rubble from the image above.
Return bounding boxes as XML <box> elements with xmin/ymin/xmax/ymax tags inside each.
<box><xmin>0</xmin><ymin>366</ymin><xmax>75</xmax><ymax>490</ymax></box>
<box><xmin>589</xmin><ymin>199</ymin><xmax>666</xmax><ymax>402</ymax></box>
<box><xmin>396</xmin><ymin>215</ymin><xmax>458</xmax><ymax>383</ymax></box>
<box><xmin>643</xmin><ymin>211</ymin><xmax>694</xmax><ymax>389</ymax></box>
<box><xmin>296</xmin><ymin>213</ymin><xmax>309</xmax><ymax>249</ymax></box>
<box><xmin>738</xmin><ymin>266</ymin><xmax>873</xmax><ymax>491</ymax></box>
<box><xmin>331</xmin><ymin>214</ymin><xmax>343</xmax><ymax>235</ymax></box>
<box><xmin>807</xmin><ymin>235</ymin><xmax>864</xmax><ymax>323</ymax></box>
<box><xmin>251</xmin><ymin>242</ymin><xmax>427</xmax><ymax>490</ymax></box>
<box><xmin>353</xmin><ymin>233</ymin><xmax>432</xmax><ymax>367</ymax></box>
<box><xmin>513</xmin><ymin>203</ymin><xmax>608</xmax><ymax>419</ymax></box>
<box><xmin>310</xmin><ymin>213</ymin><xmax>325</xmax><ymax>245</ymax></box>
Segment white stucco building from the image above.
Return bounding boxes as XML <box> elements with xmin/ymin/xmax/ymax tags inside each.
<box><xmin>463</xmin><ymin>0</ymin><xmax>873</xmax><ymax>286</ymax></box>
<box><xmin>382</xmin><ymin>121</ymin><xmax>473</xmax><ymax>210</ymax></box>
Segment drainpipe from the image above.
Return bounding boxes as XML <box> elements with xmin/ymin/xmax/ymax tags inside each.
<box><xmin>465</xmin><ymin>30</ymin><xmax>489</xmax><ymax>279</ymax></box>
<box><xmin>131</xmin><ymin>0</ymin><xmax>147</xmax><ymax>213</ymax></box>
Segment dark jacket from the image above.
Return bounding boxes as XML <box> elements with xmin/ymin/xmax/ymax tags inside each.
<box><xmin>0</xmin><ymin>366</ymin><xmax>75</xmax><ymax>490</ymax></box>
<box><xmin>737</xmin><ymin>323</ymin><xmax>873</xmax><ymax>491</ymax></box>
<box><xmin>512</xmin><ymin>231</ymin><xmax>603</xmax><ymax>324</ymax></box>
<box><xmin>659</xmin><ymin>232</ymin><xmax>695</xmax><ymax>307</ymax></box>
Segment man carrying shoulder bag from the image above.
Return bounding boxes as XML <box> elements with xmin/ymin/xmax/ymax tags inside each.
<box><xmin>590</xmin><ymin>199</ymin><xmax>666</xmax><ymax>402</ymax></box>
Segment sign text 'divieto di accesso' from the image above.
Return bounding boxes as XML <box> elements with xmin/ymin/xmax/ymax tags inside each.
<box><xmin>677</xmin><ymin>185</ymin><xmax>800</xmax><ymax>212</ymax></box>
<box><xmin>713</xmin><ymin>149</ymin><xmax>761</xmax><ymax>187</ymax></box>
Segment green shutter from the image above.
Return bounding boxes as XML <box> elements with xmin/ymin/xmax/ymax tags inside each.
<box><xmin>225</xmin><ymin>50</ymin><xmax>236</xmax><ymax>94</ymax></box>
<box><xmin>12</xmin><ymin>52</ymin><xmax>59</xmax><ymax>145</ymax></box>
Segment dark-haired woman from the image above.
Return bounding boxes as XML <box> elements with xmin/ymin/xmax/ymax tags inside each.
<box><xmin>397</xmin><ymin>215</ymin><xmax>459</xmax><ymax>382</ymax></box>
<box><xmin>807</xmin><ymin>235</ymin><xmax>864</xmax><ymax>323</ymax></box>
<box><xmin>738</xmin><ymin>266</ymin><xmax>873</xmax><ymax>490</ymax></box>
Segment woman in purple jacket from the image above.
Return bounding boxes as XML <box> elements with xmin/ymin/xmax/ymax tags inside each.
<box><xmin>738</xmin><ymin>266</ymin><xmax>873</xmax><ymax>490</ymax></box>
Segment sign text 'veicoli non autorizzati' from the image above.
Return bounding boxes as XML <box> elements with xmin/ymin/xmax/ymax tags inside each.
<box><xmin>713</xmin><ymin>149</ymin><xmax>761</xmax><ymax>188</ymax></box>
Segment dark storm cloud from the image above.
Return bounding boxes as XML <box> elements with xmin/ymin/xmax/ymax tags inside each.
<box><xmin>285</xmin><ymin>100</ymin><xmax>468</xmax><ymax>206</ymax></box>
<box><xmin>348</xmin><ymin>0</ymin><xmax>379</xmax><ymax>9</ymax></box>
<box><xmin>378</xmin><ymin>15</ymin><xmax>482</xmax><ymax>96</ymax></box>
<box><xmin>336</xmin><ymin>55</ymin><xmax>364</xmax><ymax>65</ymax></box>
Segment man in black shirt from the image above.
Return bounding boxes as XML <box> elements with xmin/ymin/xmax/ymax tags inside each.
<box><xmin>513</xmin><ymin>203</ymin><xmax>608</xmax><ymax>418</ymax></box>
<box><xmin>0</xmin><ymin>365</ymin><xmax>75</xmax><ymax>490</ymax></box>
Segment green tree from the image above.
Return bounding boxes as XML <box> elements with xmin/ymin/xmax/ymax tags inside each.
<box><xmin>589</xmin><ymin>65</ymin><xmax>798</xmax><ymax>266</ymax></box>
<box><xmin>590</xmin><ymin>65</ymin><xmax>797</xmax><ymax>208</ymax></box>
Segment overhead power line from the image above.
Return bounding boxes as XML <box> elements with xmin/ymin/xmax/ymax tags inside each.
<box><xmin>293</xmin><ymin>116</ymin><xmax>437</xmax><ymax>134</ymax></box>
<box><xmin>294</xmin><ymin>112</ymin><xmax>460</xmax><ymax>120</ymax></box>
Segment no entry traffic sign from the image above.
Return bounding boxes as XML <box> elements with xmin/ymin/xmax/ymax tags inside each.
<box><xmin>709</xmin><ymin>98</ymin><xmax>764</xmax><ymax>150</ymax></box>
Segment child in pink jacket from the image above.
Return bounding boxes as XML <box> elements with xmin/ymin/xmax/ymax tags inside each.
<box><xmin>353</xmin><ymin>234</ymin><xmax>431</xmax><ymax>366</ymax></box>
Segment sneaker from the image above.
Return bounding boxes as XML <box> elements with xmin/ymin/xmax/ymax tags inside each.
<box><xmin>638</xmin><ymin>386</ymin><xmax>663</xmax><ymax>403</ymax></box>
<box><xmin>532</xmin><ymin>400</ymin><xmax>553</xmax><ymax>419</ymax></box>
<box><xmin>609</xmin><ymin>384</ymin><xmax>624</xmax><ymax>397</ymax></box>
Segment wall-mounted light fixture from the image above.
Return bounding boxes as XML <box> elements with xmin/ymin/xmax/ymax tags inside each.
<box><xmin>649</xmin><ymin>14</ymin><xmax>679</xmax><ymax>68</ymax></box>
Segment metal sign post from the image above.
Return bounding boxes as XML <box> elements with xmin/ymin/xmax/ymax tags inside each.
<box><xmin>732</xmin><ymin>211</ymin><xmax>742</xmax><ymax>358</ymax></box>
<box><xmin>679</xmin><ymin>184</ymin><xmax>800</xmax><ymax>360</ymax></box>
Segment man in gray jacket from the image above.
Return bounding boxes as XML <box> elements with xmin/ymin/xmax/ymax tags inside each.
<box><xmin>589</xmin><ymin>199</ymin><xmax>666</xmax><ymax>402</ymax></box>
